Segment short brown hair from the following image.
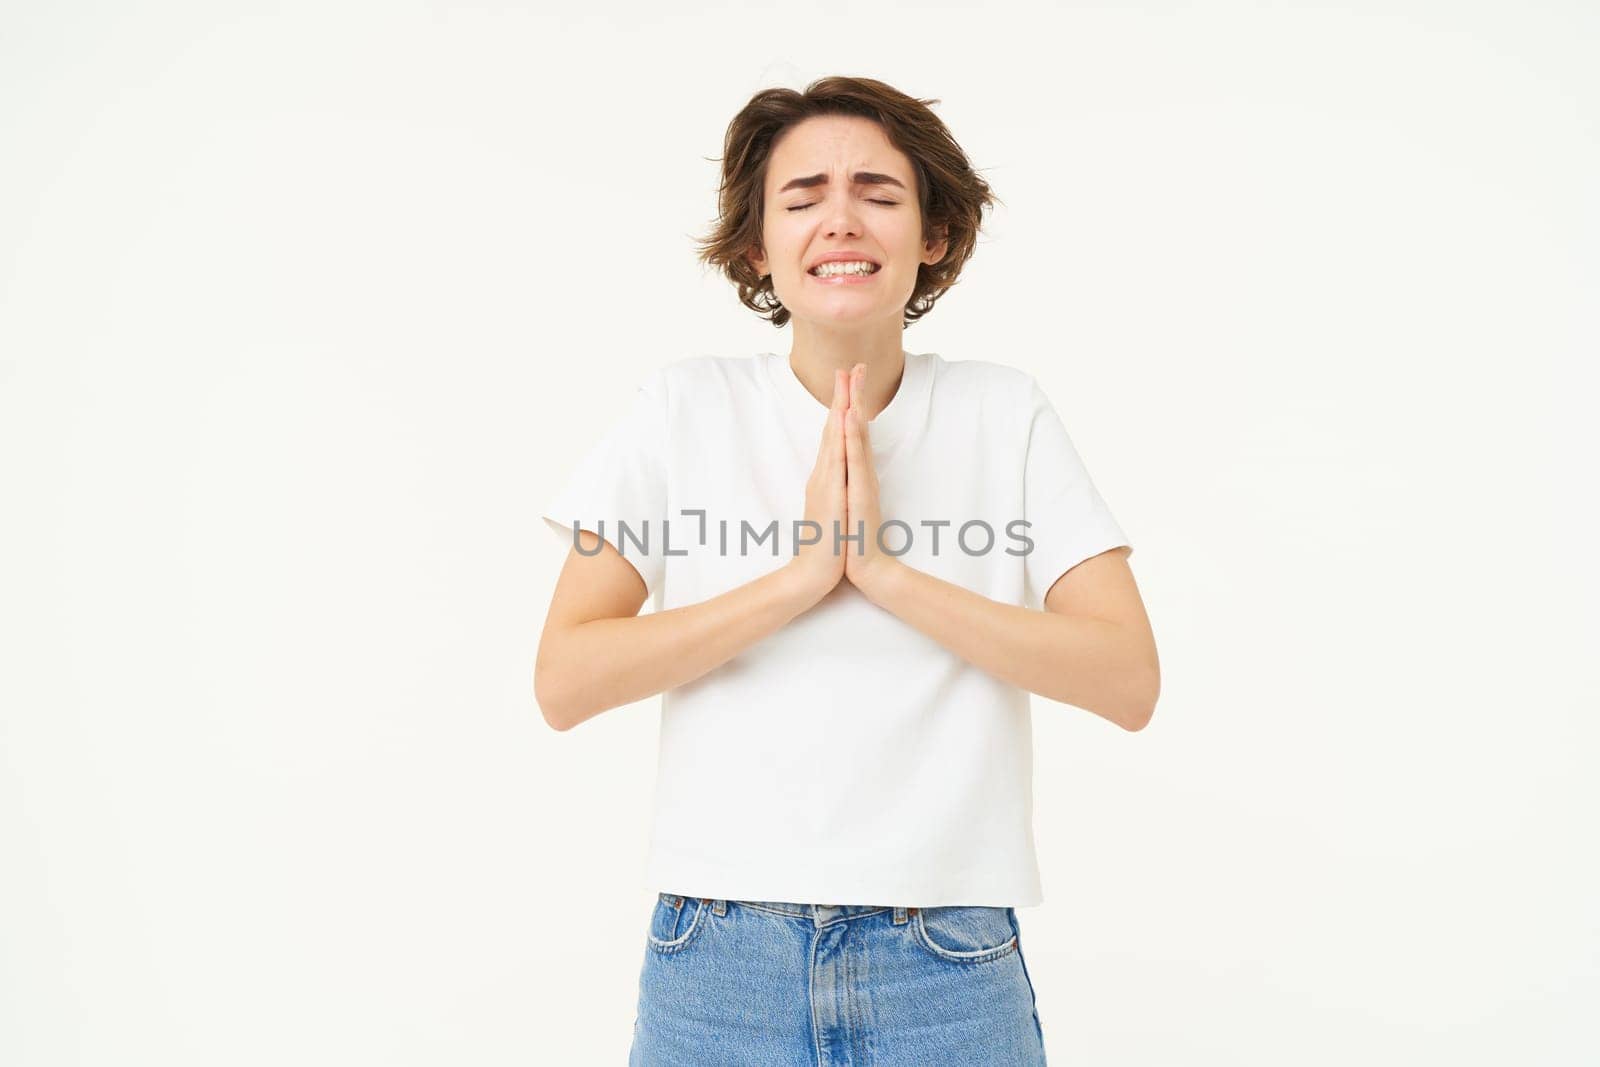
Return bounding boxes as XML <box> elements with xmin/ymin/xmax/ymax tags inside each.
<box><xmin>692</xmin><ymin>75</ymin><xmax>1001</xmax><ymax>329</ymax></box>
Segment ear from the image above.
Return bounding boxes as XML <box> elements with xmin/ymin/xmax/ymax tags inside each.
<box><xmin>748</xmin><ymin>245</ymin><xmax>768</xmax><ymax>278</ymax></box>
<box><xmin>922</xmin><ymin>224</ymin><xmax>949</xmax><ymax>267</ymax></box>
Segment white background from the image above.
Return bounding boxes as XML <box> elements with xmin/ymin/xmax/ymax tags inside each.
<box><xmin>3</xmin><ymin>2</ymin><xmax>1596</xmax><ymax>1064</ymax></box>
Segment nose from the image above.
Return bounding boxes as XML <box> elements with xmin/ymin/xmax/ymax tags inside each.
<box><xmin>823</xmin><ymin>198</ymin><xmax>864</xmax><ymax>239</ymax></box>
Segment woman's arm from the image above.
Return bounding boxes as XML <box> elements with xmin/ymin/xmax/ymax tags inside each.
<box><xmin>839</xmin><ymin>363</ymin><xmax>1158</xmax><ymax>731</ymax></box>
<box><xmin>535</xmin><ymin>534</ymin><xmax>823</xmax><ymax>731</ymax></box>
<box><xmin>855</xmin><ymin>549</ymin><xmax>1159</xmax><ymax>732</ymax></box>
<box><xmin>537</xmin><ymin>367</ymin><xmax>856</xmax><ymax>732</ymax></box>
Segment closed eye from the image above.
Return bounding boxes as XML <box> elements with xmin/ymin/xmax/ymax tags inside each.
<box><xmin>787</xmin><ymin>199</ymin><xmax>899</xmax><ymax>212</ymax></box>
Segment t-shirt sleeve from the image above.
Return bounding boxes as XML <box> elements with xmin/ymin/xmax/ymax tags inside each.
<box><xmin>1020</xmin><ymin>375</ymin><xmax>1132</xmax><ymax>609</ymax></box>
<box><xmin>540</xmin><ymin>368</ymin><xmax>670</xmax><ymax>598</ymax></box>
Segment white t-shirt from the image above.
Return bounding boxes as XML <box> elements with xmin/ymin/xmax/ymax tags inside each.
<box><xmin>541</xmin><ymin>350</ymin><xmax>1131</xmax><ymax>907</ymax></box>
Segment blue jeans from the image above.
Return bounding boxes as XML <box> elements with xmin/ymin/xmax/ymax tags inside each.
<box><xmin>629</xmin><ymin>894</ymin><xmax>1048</xmax><ymax>1065</ymax></box>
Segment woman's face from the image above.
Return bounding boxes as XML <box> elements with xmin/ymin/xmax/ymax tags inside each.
<box><xmin>749</xmin><ymin>115</ymin><xmax>948</xmax><ymax>327</ymax></box>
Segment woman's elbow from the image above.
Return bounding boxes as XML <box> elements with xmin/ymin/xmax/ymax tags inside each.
<box><xmin>534</xmin><ymin>665</ymin><xmax>574</xmax><ymax>731</ymax></box>
<box><xmin>1120</xmin><ymin>667</ymin><xmax>1161</xmax><ymax>732</ymax></box>
<box><xmin>534</xmin><ymin>634</ymin><xmax>581</xmax><ymax>731</ymax></box>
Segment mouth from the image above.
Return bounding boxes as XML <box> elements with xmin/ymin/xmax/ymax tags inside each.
<box><xmin>806</xmin><ymin>260</ymin><xmax>883</xmax><ymax>280</ymax></box>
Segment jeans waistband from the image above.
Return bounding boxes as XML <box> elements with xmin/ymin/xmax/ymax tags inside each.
<box><xmin>663</xmin><ymin>894</ymin><xmax>916</xmax><ymax>927</ymax></box>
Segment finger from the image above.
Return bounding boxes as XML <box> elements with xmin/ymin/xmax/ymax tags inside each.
<box><xmin>826</xmin><ymin>369</ymin><xmax>848</xmax><ymax>491</ymax></box>
<box><xmin>843</xmin><ymin>363</ymin><xmax>857</xmax><ymax>433</ymax></box>
<box><xmin>814</xmin><ymin>368</ymin><xmax>844</xmax><ymax>471</ymax></box>
<box><xmin>845</xmin><ymin>389</ymin><xmax>877</xmax><ymax>493</ymax></box>
<box><xmin>831</xmin><ymin>368</ymin><xmax>849</xmax><ymax>467</ymax></box>
<box><xmin>844</xmin><ymin>392</ymin><xmax>862</xmax><ymax>482</ymax></box>
<box><xmin>844</xmin><ymin>401</ymin><xmax>867</xmax><ymax>551</ymax></box>
<box><xmin>849</xmin><ymin>364</ymin><xmax>873</xmax><ymax>445</ymax></box>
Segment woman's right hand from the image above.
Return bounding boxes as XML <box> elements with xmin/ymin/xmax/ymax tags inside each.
<box><xmin>787</xmin><ymin>367</ymin><xmax>849</xmax><ymax>603</ymax></box>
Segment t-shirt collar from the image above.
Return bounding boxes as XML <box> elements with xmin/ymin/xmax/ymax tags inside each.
<box><xmin>762</xmin><ymin>349</ymin><xmax>930</xmax><ymax>451</ymax></box>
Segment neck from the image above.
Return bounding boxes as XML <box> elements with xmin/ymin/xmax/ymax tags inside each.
<box><xmin>786</xmin><ymin>319</ymin><xmax>907</xmax><ymax>418</ymax></box>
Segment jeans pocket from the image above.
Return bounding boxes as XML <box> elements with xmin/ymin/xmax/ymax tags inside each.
<box><xmin>910</xmin><ymin>905</ymin><xmax>1020</xmax><ymax>964</ymax></box>
<box><xmin>646</xmin><ymin>892</ymin><xmax>711</xmax><ymax>955</ymax></box>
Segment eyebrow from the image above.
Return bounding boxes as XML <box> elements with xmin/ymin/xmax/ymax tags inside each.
<box><xmin>776</xmin><ymin>171</ymin><xmax>908</xmax><ymax>194</ymax></box>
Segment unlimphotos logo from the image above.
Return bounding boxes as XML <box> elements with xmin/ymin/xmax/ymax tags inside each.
<box><xmin>560</xmin><ymin>510</ymin><xmax>1037</xmax><ymax>559</ymax></box>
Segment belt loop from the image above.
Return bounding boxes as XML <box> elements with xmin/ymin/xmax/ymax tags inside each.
<box><xmin>712</xmin><ymin>898</ymin><xmax>727</xmax><ymax>916</ymax></box>
<box><xmin>893</xmin><ymin>906</ymin><xmax>908</xmax><ymax>925</ymax></box>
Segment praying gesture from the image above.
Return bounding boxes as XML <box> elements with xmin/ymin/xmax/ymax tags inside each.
<box><xmin>841</xmin><ymin>363</ymin><xmax>899</xmax><ymax>596</ymax></box>
<box><xmin>789</xmin><ymin>362</ymin><xmax>903</xmax><ymax>605</ymax></box>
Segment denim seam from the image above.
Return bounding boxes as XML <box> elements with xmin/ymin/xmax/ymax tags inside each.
<box><xmin>912</xmin><ymin>909</ymin><xmax>1019</xmax><ymax>964</ymax></box>
<box><xmin>1010</xmin><ymin>908</ymin><xmax>1046</xmax><ymax>1049</ymax></box>
<box><xmin>809</xmin><ymin>930</ymin><xmax>823</xmax><ymax>1067</ymax></box>
<box><xmin>646</xmin><ymin>897</ymin><xmax>707</xmax><ymax>954</ymax></box>
<box><xmin>816</xmin><ymin>906</ymin><xmax>887</xmax><ymax>928</ymax></box>
<box><xmin>737</xmin><ymin>900</ymin><xmax>811</xmax><ymax>919</ymax></box>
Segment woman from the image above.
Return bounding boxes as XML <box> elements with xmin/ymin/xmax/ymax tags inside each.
<box><xmin>537</xmin><ymin>75</ymin><xmax>1159</xmax><ymax>1065</ymax></box>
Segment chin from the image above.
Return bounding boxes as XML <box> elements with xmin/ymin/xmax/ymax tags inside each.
<box><xmin>800</xmin><ymin>303</ymin><xmax>885</xmax><ymax>325</ymax></box>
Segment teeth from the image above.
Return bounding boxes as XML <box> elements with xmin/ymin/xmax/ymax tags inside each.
<box><xmin>810</xmin><ymin>260</ymin><xmax>879</xmax><ymax>277</ymax></box>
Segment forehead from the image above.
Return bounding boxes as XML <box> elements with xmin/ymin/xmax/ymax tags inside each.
<box><xmin>766</xmin><ymin>115</ymin><xmax>910</xmax><ymax>190</ymax></box>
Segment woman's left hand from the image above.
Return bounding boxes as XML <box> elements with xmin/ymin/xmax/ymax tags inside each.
<box><xmin>843</xmin><ymin>362</ymin><xmax>903</xmax><ymax>601</ymax></box>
